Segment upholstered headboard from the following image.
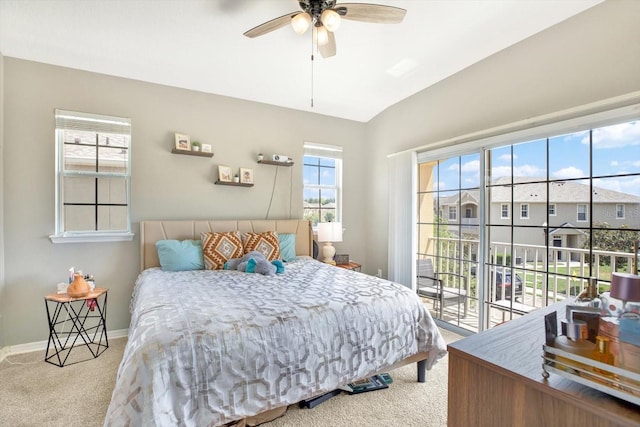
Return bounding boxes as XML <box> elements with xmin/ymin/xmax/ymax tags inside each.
<box><xmin>140</xmin><ymin>219</ymin><xmax>313</xmax><ymax>271</ymax></box>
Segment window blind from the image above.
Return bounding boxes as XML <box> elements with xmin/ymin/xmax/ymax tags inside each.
<box><xmin>55</xmin><ymin>109</ymin><xmax>131</xmax><ymax>135</ymax></box>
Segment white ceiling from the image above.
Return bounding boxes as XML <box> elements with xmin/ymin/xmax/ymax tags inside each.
<box><xmin>0</xmin><ymin>0</ymin><xmax>602</xmax><ymax>122</ymax></box>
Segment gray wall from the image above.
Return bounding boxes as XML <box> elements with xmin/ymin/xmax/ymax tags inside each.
<box><xmin>2</xmin><ymin>0</ymin><xmax>640</xmax><ymax>348</ymax></box>
<box><xmin>0</xmin><ymin>50</ymin><xmax>5</xmax><ymax>349</ymax></box>
<box><xmin>2</xmin><ymin>58</ymin><xmax>367</xmax><ymax>346</ymax></box>
<box><xmin>365</xmin><ymin>0</ymin><xmax>640</xmax><ymax>279</ymax></box>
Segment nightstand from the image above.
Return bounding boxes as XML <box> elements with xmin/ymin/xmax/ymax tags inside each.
<box><xmin>335</xmin><ymin>261</ymin><xmax>362</xmax><ymax>272</ymax></box>
<box><xmin>44</xmin><ymin>287</ymin><xmax>109</xmax><ymax>367</ymax></box>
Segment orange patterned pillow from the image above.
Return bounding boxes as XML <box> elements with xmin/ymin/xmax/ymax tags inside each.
<box><xmin>201</xmin><ymin>231</ymin><xmax>244</xmax><ymax>270</ymax></box>
<box><xmin>242</xmin><ymin>231</ymin><xmax>281</xmax><ymax>261</ymax></box>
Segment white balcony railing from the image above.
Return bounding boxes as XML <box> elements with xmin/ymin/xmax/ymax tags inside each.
<box><xmin>421</xmin><ymin>237</ymin><xmax>637</xmax><ymax>317</ymax></box>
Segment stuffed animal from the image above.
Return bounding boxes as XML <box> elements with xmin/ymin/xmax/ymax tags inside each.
<box><xmin>224</xmin><ymin>250</ymin><xmax>285</xmax><ymax>276</ymax></box>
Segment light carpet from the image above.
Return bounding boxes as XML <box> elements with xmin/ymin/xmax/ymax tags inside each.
<box><xmin>0</xmin><ymin>329</ymin><xmax>461</xmax><ymax>426</ymax></box>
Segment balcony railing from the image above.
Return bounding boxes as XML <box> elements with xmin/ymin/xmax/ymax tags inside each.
<box><xmin>421</xmin><ymin>237</ymin><xmax>637</xmax><ymax>317</ymax></box>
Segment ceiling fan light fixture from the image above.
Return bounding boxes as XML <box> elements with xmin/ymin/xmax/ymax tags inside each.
<box><xmin>291</xmin><ymin>12</ymin><xmax>311</xmax><ymax>35</ymax></box>
<box><xmin>321</xmin><ymin>9</ymin><xmax>341</xmax><ymax>32</ymax></box>
<box><xmin>316</xmin><ymin>25</ymin><xmax>329</xmax><ymax>46</ymax></box>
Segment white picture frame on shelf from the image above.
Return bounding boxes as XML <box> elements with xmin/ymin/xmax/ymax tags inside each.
<box><xmin>174</xmin><ymin>133</ymin><xmax>191</xmax><ymax>151</ymax></box>
<box><xmin>201</xmin><ymin>144</ymin><xmax>212</xmax><ymax>153</ymax></box>
<box><xmin>218</xmin><ymin>165</ymin><xmax>232</xmax><ymax>182</ymax></box>
<box><xmin>240</xmin><ymin>168</ymin><xmax>253</xmax><ymax>184</ymax></box>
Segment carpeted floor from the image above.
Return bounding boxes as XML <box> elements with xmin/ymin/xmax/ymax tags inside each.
<box><xmin>0</xmin><ymin>329</ymin><xmax>462</xmax><ymax>426</ymax></box>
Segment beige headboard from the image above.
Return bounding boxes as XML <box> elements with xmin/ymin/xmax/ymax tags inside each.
<box><xmin>140</xmin><ymin>219</ymin><xmax>313</xmax><ymax>271</ymax></box>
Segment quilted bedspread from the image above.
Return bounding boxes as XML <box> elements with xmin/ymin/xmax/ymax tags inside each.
<box><xmin>104</xmin><ymin>258</ymin><xmax>447</xmax><ymax>426</ymax></box>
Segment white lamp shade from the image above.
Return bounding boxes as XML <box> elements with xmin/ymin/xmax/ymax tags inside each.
<box><xmin>291</xmin><ymin>12</ymin><xmax>311</xmax><ymax>35</ymax></box>
<box><xmin>315</xmin><ymin>25</ymin><xmax>329</xmax><ymax>46</ymax></box>
<box><xmin>321</xmin><ymin>9</ymin><xmax>341</xmax><ymax>32</ymax></box>
<box><xmin>317</xmin><ymin>222</ymin><xmax>342</xmax><ymax>242</ymax></box>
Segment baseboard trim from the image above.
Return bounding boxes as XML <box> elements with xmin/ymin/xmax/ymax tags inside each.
<box><xmin>0</xmin><ymin>328</ymin><xmax>128</xmax><ymax>362</ymax></box>
<box><xmin>0</xmin><ymin>346</ymin><xmax>10</xmax><ymax>363</ymax></box>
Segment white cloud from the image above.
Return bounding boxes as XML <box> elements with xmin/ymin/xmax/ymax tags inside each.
<box><xmin>489</xmin><ymin>164</ymin><xmax>543</xmax><ymax>178</ymax></box>
<box><xmin>552</xmin><ymin>166</ymin><xmax>586</xmax><ymax>180</ymax></box>
<box><xmin>461</xmin><ymin>160</ymin><xmax>479</xmax><ymax>173</ymax></box>
<box><xmin>499</xmin><ymin>153</ymin><xmax>516</xmax><ymax>162</ymax></box>
<box><xmin>447</xmin><ymin>163</ymin><xmax>459</xmax><ymax>172</ymax></box>
<box><xmin>514</xmin><ymin>164</ymin><xmax>544</xmax><ymax>176</ymax></box>
<box><xmin>610</xmin><ymin>160</ymin><xmax>619</xmax><ymax>167</ymax></box>
<box><xmin>435</xmin><ymin>180</ymin><xmax>447</xmax><ymax>191</ymax></box>
<box><xmin>587</xmin><ymin>121</ymin><xmax>640</xmax><ymax>149</ymax></box>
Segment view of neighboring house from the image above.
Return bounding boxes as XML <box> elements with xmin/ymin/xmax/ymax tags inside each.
<box><xmin>437</xmin><ymin>177</ymin><xmax>640</xmax><ymax>260</ymax></box>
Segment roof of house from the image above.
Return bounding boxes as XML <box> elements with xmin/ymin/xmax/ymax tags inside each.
<box><xmin>437</xmin><ymin>177</ymin><xmax>640</xmax><ymax>205</ymax></box>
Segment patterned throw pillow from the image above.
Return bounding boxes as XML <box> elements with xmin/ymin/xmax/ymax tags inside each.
<box><xmin>242</xmin><ymin>231</ymin><xmax>281</xmax><ymax>261</ymax></box>
<box><xmin>201</xmin><ymin>231</ymin><xmax>244</xmax><ymax>270</ymax></box>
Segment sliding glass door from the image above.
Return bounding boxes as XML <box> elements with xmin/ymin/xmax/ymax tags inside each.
<box><xmin>417</xmin><ymin>117</ymin><xmax>639</xmax><ymax>333</ymax></box>
<box><xmin>417</xmin><ymin>154</ymin><xmax>481</xmax><ymax>331</ymax></box>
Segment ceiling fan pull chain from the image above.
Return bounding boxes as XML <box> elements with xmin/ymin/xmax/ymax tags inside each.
<box><xmin>310</xmin><ymin>29</ymin><xmax>315</xmax><ymax>108</ymax></box>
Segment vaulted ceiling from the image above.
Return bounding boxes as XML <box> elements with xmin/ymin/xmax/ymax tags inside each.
<box><xmin>0</xmin><ymin>0</ymin><xmax>602</xmax><ymax>122</ymax></box>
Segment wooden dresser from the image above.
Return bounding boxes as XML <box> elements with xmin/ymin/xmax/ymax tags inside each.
<box><xmin>447</xmin><ymin>301</ymin><xmax>640</xmax><ymax>427</ymax></box>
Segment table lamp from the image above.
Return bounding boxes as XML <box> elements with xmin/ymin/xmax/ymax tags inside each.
<box><xmin>610</xmin><ymin>272</ymin><xmax>640</xmax><ymax>309</ymax></box>
<box><xmin>317</xmin><ymin>222</ymin><xmax>342</xmax><ymax>265</ymax></box>
<box><xmin>611</xmin><ymin>272</ymin><xmax>640</xmax><ymax>373</ymax></box>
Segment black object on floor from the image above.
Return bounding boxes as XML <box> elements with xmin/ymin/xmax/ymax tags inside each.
<box><xmin>299</xmin><ymin>389</ymin><xmax>342</xmax><ymax>409</ymax></box>
<box><xmin>347</xmin><ymin>374</ymin><xmax>390</xmax><ymax>394</ymax></box>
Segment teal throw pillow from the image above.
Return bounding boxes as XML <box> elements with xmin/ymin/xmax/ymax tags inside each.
<box><xmin>278</xmin><ymin>234</ymin><xmax>296</xmax><ymax>262</ymax></box>
<box><xmin>156</xmin><ymin>240</ymin><xmax>204</xmax><ymax>271</ymax></box>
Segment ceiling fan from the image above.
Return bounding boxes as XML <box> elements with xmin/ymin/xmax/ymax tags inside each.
<box><xmin>243</xmin><ymin>1</ymin><xmax>407</xmax><ymax>58</ymax></box>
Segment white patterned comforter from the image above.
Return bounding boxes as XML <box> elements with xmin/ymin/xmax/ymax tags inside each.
<box><xmin>104</xmin><ymin>258</ymin><xmax>447</xmax><ymax>426</ymax></box>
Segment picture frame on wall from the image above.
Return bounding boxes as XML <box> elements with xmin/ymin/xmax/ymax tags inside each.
<box><xmin>174</xmin><ymin>133</ymin><xmax>191</xmax><ymax>151</ymax></box>
<box><xmin>218</xmin><ymin>165</ymin><xmax>232</xmax><ymax>182</ymax></box>
<box><xmin>240</xmin><ymin>168</ymin><xmax>253</xmax><ymax>184</ymax></box>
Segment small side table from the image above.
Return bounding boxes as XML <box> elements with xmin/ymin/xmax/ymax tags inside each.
<box><xmin>44</xmin><ymin>287</ymin><xmax>109</xmax><ymax>367</ymax></box>
<box><xmin>336</xmin><ymin>261</ymin><xmax>362</xmax><ymax>272</ymax></box>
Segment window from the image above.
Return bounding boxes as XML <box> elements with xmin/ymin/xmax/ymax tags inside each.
<box><xmin>416</xmin><ymin>105</ymin><xmax>640</xmax><ymax>334</ymax></box>
<box><xmin>449</xmin><ymin>206</ymin><xmax>457</xmax><ymax>221</ymax></box>
<box><xmin>501</xmin><ymin>204</ymin><xmax>510</xmax><ymax>219</ymax></box>
<box><xmin>577</xmin><ymin>204</ymin><xmax>588</xmax><ymax>222</ymax></box>
<box><xmin>303</xmin><ymin>143</ymin><xmax>342</xmax><ymax>226</ymax></box>
<box><xmin>465</xmin><ymin>207</ymin><xmax>473</xmax><ymax>218</ymax></box>
<box><xmin>51</xmin><ymin>109</ymin><xmax>133</xmax><ymax>243</ymax></box>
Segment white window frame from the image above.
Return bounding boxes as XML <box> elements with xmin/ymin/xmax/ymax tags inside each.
<box><xmin>548</xmin><ymin>204</ymin><xmax>556</xmax><ymax>216</ymax></box>
<box><xmin>520</xmin><ymin>203</ymin><xmax>529</xmax><ymax>219</ymax></box>
<box><xmin>501</xmin><ymin>204</ymin><xmax>510</xmax><ymax>219</ymax></box>
<box><xmin>303</xmin><ymin>142</ymin><xmax>343</xmax><ymax>228</ymax></box>
<box><xmin>414</xmin><ymin>99</ymin><xmax>640</xmax><ymax>333</ymax></box>
<box><xmin>616</xmin><ymin>204</ymin><xmax>625</xmax><ymax>219</ymax></box>
<box><xmin>448</xmin><ymin>205</ymin><xmax>457</xmax><ymax>221</ymax></box>
<box><xmin>577</xmin><ymin>204</ymin><xmax>588</xmax><ymax>222</ymax></box>
<box><xmin>50</xmin><ymin>109</ymin><xmax>134</xmax><ymax>243</ymax></box>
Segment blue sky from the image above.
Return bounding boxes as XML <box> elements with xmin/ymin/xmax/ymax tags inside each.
<box><xmin>435</xmin><ymin>120</ymin><xmax>640</xmax><ymax>197</ymax></box>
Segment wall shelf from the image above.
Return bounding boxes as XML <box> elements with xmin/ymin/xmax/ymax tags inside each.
<box><xmin>172</xmin><ymin>148</ymin><xmax>214</xmax><ymax>158</ymax></box>
<box><xmin>215</xmin><ymin>180</ymin><xmax>254</xmax><ymax>187</ymax></box>
<box><xmin>258</xmin><ymin>159</ymin><xmax>294</xmax><ymax>167</ymax></box>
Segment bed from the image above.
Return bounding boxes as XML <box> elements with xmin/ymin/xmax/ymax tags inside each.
<box><xmin>104</xmin><ymin>219</ymin><xmax>447</xmax><ymax>426</ymax></box>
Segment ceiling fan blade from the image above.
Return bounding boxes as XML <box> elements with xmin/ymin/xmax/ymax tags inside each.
<box><xmin>243</xmin><ymin>12</ymin><xmax>299</xmax><ymax>38</ymax></box>
<box><xmin>319</xmin><ymin>31</ymin><xmax>336</xmax><ymax>58</ymax></box>
<box><xmin>336</xmin><ymin>3</ymin><xmax>406</xmax><ymax>24</ymax></box>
